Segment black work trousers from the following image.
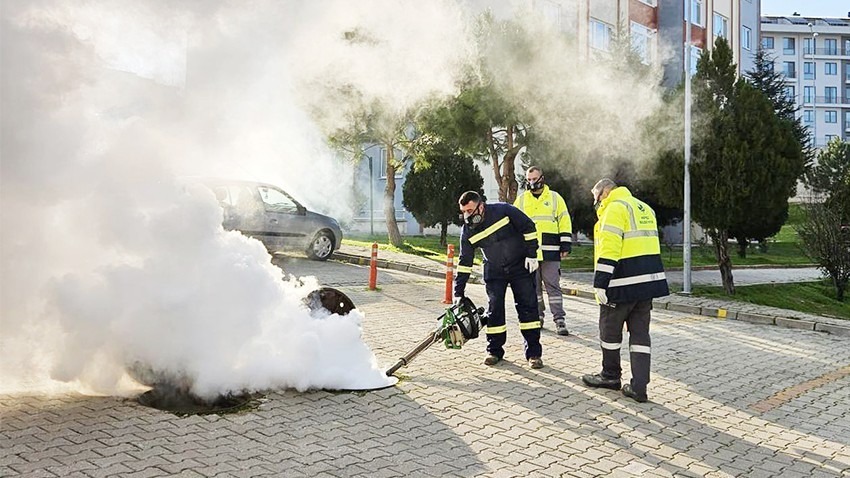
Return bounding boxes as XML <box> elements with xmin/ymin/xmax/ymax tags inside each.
<box><xmin>484</xmin><ymin>272</ymin><xmax>542</xmax><ymax>360</ymax></box>
<box><xmin>598</xmin><ymin>300</ymin><xmax>652</xmax><ymax>394</ymax></box>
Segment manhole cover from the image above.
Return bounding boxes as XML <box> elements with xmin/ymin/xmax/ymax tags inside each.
<box><xmin>138</xmin><ymin>387</ymin><xmax>260</xmax><ymax>415</ymax></box>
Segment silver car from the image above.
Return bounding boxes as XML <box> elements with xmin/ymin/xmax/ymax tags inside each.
<box><xmin>200</xmin><ymin>178</ymin><xmax>342</xmax><ymax>261</ymax></box>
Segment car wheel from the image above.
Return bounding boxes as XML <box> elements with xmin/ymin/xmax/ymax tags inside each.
<box><xmin>307</xmin><ymin>231</ymin><xmax>334</xmax><ymax>261</ymax></box>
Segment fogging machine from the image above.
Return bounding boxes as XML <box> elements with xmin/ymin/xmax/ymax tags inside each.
<box><xmin>386</xmin><ymin>297</ymin><xmax>486</xmax><ymax>376</ymax></box>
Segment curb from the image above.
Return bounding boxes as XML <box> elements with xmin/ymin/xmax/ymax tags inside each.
<box><xmin>332</xmin><ymin>252</ymin><xmax>483</xmax><ymax>284</ymax></box>
<box><xmin>559</xmin><ymin>286</ymin><xmax>850</xmax><ymax>337</ymax></box>
<box><xmin>331</xmin><ymin>251</ymin><xmax>849</xmax><ymax>338</ymax></box>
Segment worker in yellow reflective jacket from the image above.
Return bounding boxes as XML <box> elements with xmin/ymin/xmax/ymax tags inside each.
<box><xmin>514</xmin><ymin>166</ymin><xmax>573</xmax><ymax>336</ymax></box>
<box><xmin>454</xmin><ymin>191</ymin><xmax>544</xmax><ymax>369</ymax></box>
<box><xmin>581</xmin><ymin>178</ymin><xmax>670</xmax><ymax>403</ymax></box>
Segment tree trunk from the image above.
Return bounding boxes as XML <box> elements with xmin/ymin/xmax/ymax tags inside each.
<box><xmin>383</xmin><ymin>146</ymin><xmax>403</xmax><ymax>247</ymax></box>
<box><xmin>440</xmin><ymin>220</ymin><xmax>448</xmax><ymax>247</ymax></box>
<box><xmin>487</xmin><ymin>129</ymin><xmax>503</xmax><ymax>202</ymax></box>
<box><xmin>834</xmin><ymin>276</ymin><xmax>846</xmax><ymax>302</ymax></box>
<box><xmin>736</xmin><ymin>236</ymin><xmax>748</xmax><ymax>259</ymax></box>
<box><xmin>712</xmin><ymin>229</ymin><xmax>735</xmax><ymax>295</ymax></box>
<box><xmin>500</xmin><ymin>125</ymin><xmax>520</xmax><ymax>204</ymax></box>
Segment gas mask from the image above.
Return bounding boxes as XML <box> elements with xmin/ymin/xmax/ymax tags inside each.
<box><xmin>592</xmin><ymin>189</ymin><xmax>603</xmax><ymax>211</ymax></box>
<box><xmin>527</xmin><ymin>176</ymin><xmax>544</xmax><ymax>192</ymax></box>
<box><xmin>462</xmin><ymin>203</ymin><xmax>484</xmax><ymax>227</ymax></box>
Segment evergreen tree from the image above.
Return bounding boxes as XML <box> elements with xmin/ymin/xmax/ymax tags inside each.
<box><xmin>402</xmin><ymin>148</ymin><xmax>484</xmax><ymax>246</ymax></box>
<box><xmin>653</xmin><ymin>38</ymin><xmax>805</xmax><ymax>295</ymax></box>
<box><xmin>747</xmin><ymin>48</ymin><xmax>814</xmax><ymax>167</ymax></box>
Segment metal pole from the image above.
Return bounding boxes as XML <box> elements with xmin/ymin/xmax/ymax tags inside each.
<box><xmin>808</xmin><ymin>24</ymin><xmax>817</xmax><ymax>149</ymax></box>
<box><xmin>368</xmin><ymin>155</ymin><xmax>374</xmax><ymax>236</ymax></box>
<box><xmin>683</xmin><ymin>0</ymin><xmax>693</xmax><ymax>294</ymax></box>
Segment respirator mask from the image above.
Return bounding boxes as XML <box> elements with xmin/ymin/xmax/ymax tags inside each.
<box><xmin>527</xmin><ymin>176</ymin><xmax>544</xmax><ymax>192</ymax></box>
<box><xmin>462</xmin><ymin>203</ymin><xmax>483</xmax><ymax>227</ymax></box>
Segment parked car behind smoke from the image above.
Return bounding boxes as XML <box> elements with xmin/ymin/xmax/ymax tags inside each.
<box><xmin>194</xmin><ymin>178</ymin><xmax>342</xmax><ymax>261</ymax></box>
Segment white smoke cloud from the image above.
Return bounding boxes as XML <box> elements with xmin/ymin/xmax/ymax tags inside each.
<box><xmin>0</xmin><ymin>0</ymin><xmax>472</xmax><ymax>399</ymax></box>
<box><xmin>0</xmin><ymin>0</ymin><xmax>673</xmax><ymax>399</ymax></box>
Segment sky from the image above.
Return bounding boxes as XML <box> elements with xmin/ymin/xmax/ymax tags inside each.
<box><xmin>761</xmin><ymin>0</ymin><xmax>849</xmax><ymax>18</ymax></box>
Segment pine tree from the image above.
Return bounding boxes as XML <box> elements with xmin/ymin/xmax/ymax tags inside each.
<box><xmin>402</xmin><ymin>148</ymin><xmax>484</xmax><ymax>246</ymax></box>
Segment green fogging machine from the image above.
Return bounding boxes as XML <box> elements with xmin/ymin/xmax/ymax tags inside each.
<box><xmin>385</xmin><ymin>297</ymin><xmax>486</xmax><ymax>376</ymax></box>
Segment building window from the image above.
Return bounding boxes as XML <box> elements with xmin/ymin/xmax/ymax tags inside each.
<box><xmin>784</xmin><ymin>86</ymin><xmax>795</xmax><ymax>101</ymax></box>
<box><xmin>803</xmin><ymin>62</ymin><xmax>815</xmax><ymax>80</ymax></box>
<box><xmin>713</xmin><ymin>13</ymin><xmax>728</xmax><ymax>39</ymax></box>
<box><xmin>782</xmin><ymin>37</ymin><xmax>795</xmax><ymax>55</ymax></box>
<box><xmin>762</xmin><ymin>36</ymin><xmax>774</xmax><ymax>49</ymax></box>
<box><xmin>688</xmin><ymin>0</ymin><xmax>702</xmax><ymax>26</ymax></box>
<box><xmin>689</xmin><ymin>45</ymin><xmax>702</xmax><ymax>76</ymax></box>
<box><xmin>379</xmin><ymin>148</ymin><xmax>403</xmax><ymax>179</ymax></box>
<box><xmin>826</xmin><ymin>87</ymin><xmax>838</xmax><ymax>103</ymax></box>
<box><xmin>845</xmin><ymin>111</ymin><xmax>850</xmax><ymax>128</ymax></box>
<box><xmin>803</xmin><ymin>86</ymin><xmax>814</xmax><ymax>103</ymax></box>
<box><xmin>742</xmin><ymin>26</ymin><xmax>752</xmax><ymax>50</ymax></box>
<box><xmin>803</xmin><ymin>110</ymin><xmax>814</xmax><ymax>124</ymax></box>
<box><xmin>825</xmin><ymin>39</ymin><xmax>838</xmax><ymax>55</ymax></box>
<box><xmin>826</xmin><ymin>111</ymin><xmax>838</xmax><ymax>123</ymax></box>
<box><xmin>782</xmin><ymin>62</ymin><xmax>796</xmax><ymax>78</ymax></box>
<box><xmin>803</xmin><ymin>37</ymin><xmax>815</xmax><ymax>55</ymax></box>
<box><xmin>630</xmin><ymin>22</ymin><xmax>653</xmax><ymax>64</ymax></box>
<box><xmin>589</xmin><ymin>18</ymin><xmax>613</xmax><ymax>52</ymax></box>
<box><xmin>826</xmin><ymin>134</ymin><xmax>838</xmax><ymax>143</ymax></box>
<box><xmin>825</xmin><ymin>62</ymin><xmax>837</xmax><ymax>75</ymax></box>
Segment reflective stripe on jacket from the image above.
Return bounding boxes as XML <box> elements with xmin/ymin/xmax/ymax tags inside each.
<box><xmin>454</xmin><ymin>203</ymin><xmax>539</xmax><ymax>297</ymax></box>
<box><xmin>593</xmin><ymin>187</ymin><xmax>669</xmax><ymax>303</ymax></box>
<box><xmin>514</xmin><ymin>185</ymin><xmax>572</xmax><ymax>261</ymax></box>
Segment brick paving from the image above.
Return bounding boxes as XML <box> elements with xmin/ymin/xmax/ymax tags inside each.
<box><xmin>2</xmin><ymin>257</ymin><xmax>849</xmax><ymax>477</ymax></box>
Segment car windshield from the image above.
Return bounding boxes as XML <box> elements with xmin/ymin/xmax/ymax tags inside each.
<box><xmin>258</xmin><ymin>186</ymin><xmax>300</xmax><ymax>214</ymax></box>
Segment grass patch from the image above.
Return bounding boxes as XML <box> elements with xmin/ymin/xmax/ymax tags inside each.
<box><xmin>692</xmin><ymin>280</ymin><xmax>849</xmax><ymax>320</ymax></box>
<box><xmin>774</xmin><ymin>203</ymin><xmax>804</xmax><ymax>243</ymax></box>
<box><xmin>345</xmin><ymin>234</ymin><xmax>812</xmax><ymax>270</ymax></box>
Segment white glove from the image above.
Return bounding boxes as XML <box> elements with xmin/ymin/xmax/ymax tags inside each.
<box><xmin>525</xmin><ymin>257</ymin><xmax>539</xmax><ymax>274</ymax></box>
<box><xmin>595</xmin><ymin>288</ymin><xmax>611</xmax><ymax>306</ymax></box>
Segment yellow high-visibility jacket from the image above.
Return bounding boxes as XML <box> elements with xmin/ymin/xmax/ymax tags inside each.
<box><xmin>593</xmin><ymin>187</ymin><xmax>669</xmax><ymax>303</ymax></box>
<box><xmin>514</xmin><ymin>185</ymin><xmax>572</xmax><ymax>261</ymax></box>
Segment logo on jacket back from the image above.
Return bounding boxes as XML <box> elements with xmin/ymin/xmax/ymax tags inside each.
<box><xmin>637</xmin><ymin>203</ymin><xmax>645</xmax><ymax>212</ymax></box>
<box><xmin>544</xmin><ymin>201</ymin><xmax>550</xmax><ymax>207</ymax></box>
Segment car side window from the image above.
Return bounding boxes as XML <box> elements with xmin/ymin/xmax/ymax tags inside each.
<box><xmin>228</xmin><ymin>186</ymin><xmax>262</xmax><ymax>216</ymax></box>
<box><xmin>212</xmin><ymin>186</ymin><xmax>232</xmax><ymax>206</ymax></box>
<box><xmin>258</xmin><ymin>186</ymin><xmax>300</xmax><ymax>214</ymax></box>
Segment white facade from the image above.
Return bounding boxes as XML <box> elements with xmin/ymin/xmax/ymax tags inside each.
<box><xmin>762</xmin><ymin>15</ymin><xmax>850</xmax><ymax>148</ymax></box>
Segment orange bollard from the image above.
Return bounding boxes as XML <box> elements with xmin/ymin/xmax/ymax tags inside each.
<box><xmin>443</xmin><ymin>244</ymin><xmax>455</xmax><ymax>304</ymax></box>
<box><xmin>368</xmin><ymin>243</ymin><xmax>378</xmax><ymax>290</ymax></box>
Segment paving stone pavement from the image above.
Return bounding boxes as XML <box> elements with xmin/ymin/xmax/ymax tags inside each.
<box><xmin>2</xmin><ymin>257</ymin><xmax>849</xmax><ymax>477</ymax></box>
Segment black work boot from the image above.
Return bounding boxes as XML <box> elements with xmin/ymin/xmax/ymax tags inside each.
<box><xmin>622</xmin><ymin>384</ymin><xmax>648</xmax><ymax>403</ymax></box>
<box><xmin>581</xmin><ymin>373</ymin><xmax>621</xmax><ymax>390</ymax></box>
<box><xmin>554</xmin><ymin>319</ymin><xmax>569</xmax><ymax>336</ymax></box>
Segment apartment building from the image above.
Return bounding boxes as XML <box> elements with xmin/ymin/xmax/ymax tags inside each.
<box><xmin>762</xmin><ymin>14</ymin><xmax>850</xmax><ymax>148</ymax></box>
<box><xmin>658</xmin><ymin>0</ymin><xmax>760</xmax><ymax>86</ymax></box>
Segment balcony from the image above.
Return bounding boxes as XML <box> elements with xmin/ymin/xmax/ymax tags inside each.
<box><xmin>802</xmin><ymin>96</ymin><xmax>849</xmax><ymax>105</ymax></box>
<box><xmin>803</xmin><ymin>47</ymin><xmax>850</xmax><ymax>57</ymax></box>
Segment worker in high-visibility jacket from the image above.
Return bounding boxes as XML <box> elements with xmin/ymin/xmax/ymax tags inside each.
<box><xmin>514</xmin><ymin>166</ymin><xmax>572</xmax><ymax>336</ymax></box>
<box><xmin>454</xmin><ymin>191</ymin><xmax>544</xmax><ymax>369</ymax></box>
<box><xmin>581</xmin><ymin>178</ymin><xmax>670</xmax><ymax>403</ymax></box>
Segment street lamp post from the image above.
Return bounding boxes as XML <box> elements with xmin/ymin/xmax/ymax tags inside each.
<box><xmin>683</xmin><ymin>0</ymin><xmax>693</xmax><ymax>294</ymax></box>
<box><xmin>368</xmin><ymin>155</ymin><xmax>374</xmax><ymax>236</ymax></box>
<box><xmin>808</xmin><ymin>23</ymin><xmax>818</xmax><ymax>149</ymax></box>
